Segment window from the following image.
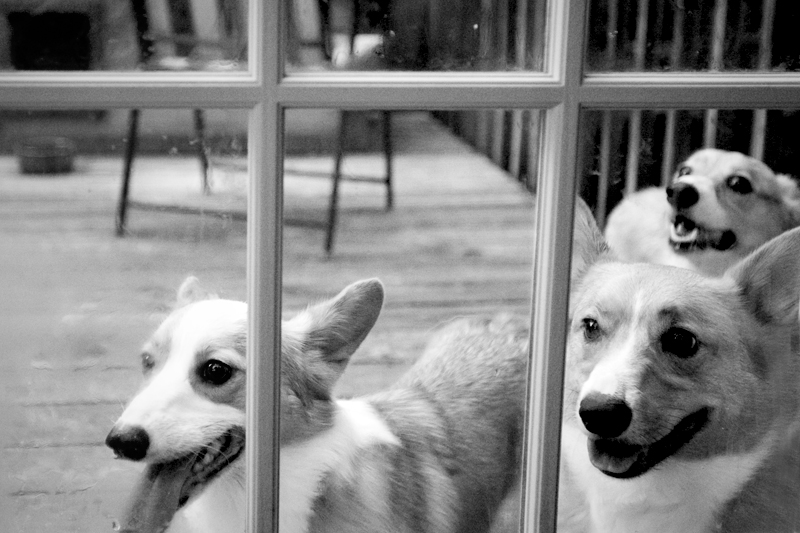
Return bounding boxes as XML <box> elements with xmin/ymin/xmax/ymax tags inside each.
<box><xmin>3</xmin><ymin>1</ymin><xmax>800</xmax><ymax>532</ymax></box>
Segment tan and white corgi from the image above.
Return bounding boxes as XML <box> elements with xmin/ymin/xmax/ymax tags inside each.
<box><xmin>560</xmin><ymin>200</ymin><xmax>800</xmax><ymax>532</ymax></box>
<box><xmin>106</xmin><ymin>277</ymin><xmax>528</xmax><ymax>533</ymax></box>
<box><xmin>604</xmin><ymin>149</ymin><xmax>800</xmax><ymax>276</ymax></box>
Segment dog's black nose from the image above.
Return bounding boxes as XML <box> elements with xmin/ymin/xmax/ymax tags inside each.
<box><xmin>106</xmin><ymin>425</ymin><xmax>150</xmax><ymax>461</ymax></box>
<box><xmin>666</xmin><ymin>182</ymin><xmax>699</xmax><ymax>209</ymax></box>
<box><xmin>579</xmin><ymin>394</ymin><xmax>632</xmax><ymax>438</ymax></box>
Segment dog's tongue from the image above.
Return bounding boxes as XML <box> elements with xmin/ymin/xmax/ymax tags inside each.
<box><xmin>587</xmin><ymin>438</ymin><xmax>643</xmax><ymax>477</ymax></box>
<box><xmin>113</xmin><ymin>457</ymin><xmax>194</xmax><ymax>533</ymax></box>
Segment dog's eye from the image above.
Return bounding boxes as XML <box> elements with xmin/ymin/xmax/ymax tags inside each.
<box><xmin>581</xmin><ymin>318</ymin><xmax>601</xmax><ymax>341</ymax></box>
<box><xmin>677</xmin><ymin>166</ymin><xmax>692</xmax><ymax>176</ymax></box>
<box><xmin>141</xmin><ymin>352</ymin><xmax>155</xmax><ymax>372</ymax></box>
<box><xmin>201</xmin><ymin>360</ymin><xmax>233</xmax><ymax>385</ymax></box>
<box><xmin>660</xmin><ymin>328</ymin><xmax>699</xmax><ymax>358</ymax></box>
<box><xmin>726</xmin><ymin>175</ymin><xmax>753</xmax><ymax>194</ymax></box>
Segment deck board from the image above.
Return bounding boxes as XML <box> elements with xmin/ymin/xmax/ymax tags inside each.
<box><xmin>0</xmin><ymin>112</ymin><xmax>535</xmax><ymax>531</ymax></box>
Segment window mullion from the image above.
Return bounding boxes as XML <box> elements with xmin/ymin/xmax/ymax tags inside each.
<box><xmin>247</xmin><ymin>0</ymin><xmax>283</xmax><ymax>531</ymax></box>
<box><xmin>522</xmin><ymin>0</ymin><xmax>585</xmax><ymax>531</ymax></box>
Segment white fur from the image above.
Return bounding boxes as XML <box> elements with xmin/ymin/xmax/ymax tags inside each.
<box><xmin>560</xmin><ymin>423</ymin><xmax>775</xmax><ymax>533</ymax></box>
<box><xmin>167</xmin><ymin>465</ymin><xmax>246</xmax><ymax>533</ymax></box>
<box><xmin>279</xmin><ymin>399</ymin><xmax>400</xmax><ymax>533</ymax></box>
<box><xmin>116</xmin><ymin>300</ymin><xmax>247</xmax><ymax>461</ymax></box>
<box><xmin>166</xmin><ymin>398</ymin><xmax>399</xmax><ymax>533</ymax></box>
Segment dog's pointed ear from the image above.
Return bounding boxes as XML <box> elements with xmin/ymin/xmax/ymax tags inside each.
<box><xmin>298</xmin><ymin>278</ymin><xmax>384</xmax><ymax>368</ymax></box>
<box><xmin>571</xmin><ymin>198</ymin><xmax>611</xmax><ymax>282</ymax></box>
<box><xmin>727</xmin><ymin>227</ymin><xmax>800</xmax><ymax>326</ymax></box>
<box><xmin>176</xmin><ymin>276</ymin><xmax>218</xmax><ymax>307</ymax></box>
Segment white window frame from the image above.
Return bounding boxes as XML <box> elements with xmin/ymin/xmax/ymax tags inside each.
<box><xmin>3</xmin><ymin>1</ymin><xmax>800</xmax><ymax>531</ymax></box>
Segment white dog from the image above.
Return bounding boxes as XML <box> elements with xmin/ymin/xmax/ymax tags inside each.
<box><xmin>559</xmin><ymin>200</ymin><xmax>800</xmax><ymax>532</ymax></box>
<box><xmin>107</xmin><ymin>278</ymin><xmax>528</xmax><ymax>533</ymax></box>
<box><xmin>604</xmin><ymin>149</ymin><xmax>800</xmax><ymax>275</ymax></box>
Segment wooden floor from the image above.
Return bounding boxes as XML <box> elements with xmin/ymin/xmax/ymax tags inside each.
<box><xmin>0</xmin><ymin>112</ymin><xmax>535</xmax><ymax>531</ymax></box>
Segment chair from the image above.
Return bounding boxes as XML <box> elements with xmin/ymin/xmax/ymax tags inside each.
<box><xmin>290</xmin><ymin>0</ymin><xmax>394</xmax><ymax>253</ymax></box>
<box><xmin>116</xmin><ymin>0</ymin><xmax>245</xmax><ymax>235</ymax></box>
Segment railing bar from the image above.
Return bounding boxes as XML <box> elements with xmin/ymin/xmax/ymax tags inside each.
<box><xmin>606</xmin><ymin>0</ymin><xmax>618</xmax><ymax>69</ymax></box>
<box><xmin>509</xmin><ymin>109</ymin><xmax>525</xmax><ymax>179</ymax></box>
<box><xmin>597</xmin><ymin>110</ymin><xmax>612</xmax><ymax>228</ymax></box>
<box><xmin>704</xmin><ymin>0</ymin><xmax>728</xmax><ymax>148</ymax></box>
<box><xmin>751</xmin><ymin>0</ymin><xmax>776</xmax><ymax>159</ymax></box>
<box><xmin>661</xmin><ymin>1</ymin><xmax>684</xmax><ymax>184</ymax></box>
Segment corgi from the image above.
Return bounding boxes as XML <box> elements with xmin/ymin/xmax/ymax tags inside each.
<box><xmin>559</xmin><ymin>199</ymin><xmax>800</xmax><ymax>532</ymax></box>
<box><xmin>604</xmin><ymin>149</ymin><xmax>800</xmax><ymax>276</ymax></box>
<box><xmin>106</xmin><ymin>277</ymin><xmax>528</xmax><ymax>533</ymax></box>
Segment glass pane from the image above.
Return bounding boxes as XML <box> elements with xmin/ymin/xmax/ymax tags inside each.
<box><xmin>286</xmin><ymin>0</ymin><xmax>548</xmax><ymax>71</ymax></box>
<box><xmin>586</xmin><ymin>0</ymin><xmax>800</xmax><ymax>72</ymax></box>
<box><xmin>0</xmin><ymin>0</ymin><xmax>247</xmax><ymax>72</ymax></box>
<box><xmin>563</xmin><ymin>106</ymin><xmax>800</xmax><ymax>527</ymax></box>
<box><xmin>1</xmin><ymin>107</ymin><xmax>247</xmax><ymax>531</ymax></box>
<box><xmin>279</xmin><ymin>107</ymin><xmax>541</xmax><ymax>530</ymax></box>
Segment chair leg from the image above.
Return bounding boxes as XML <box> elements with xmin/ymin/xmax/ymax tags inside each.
<box><xmin>382</xmin><ymin>111</ymin><xmax>393</xmax><ymax>210</ymax></box>
<box><xmin>116</xmin><ymin>109</ymin><xmax>140</xmax><ymax>236</ymax></box>
<box><xmin>327</xmin><ymin>110</ymin><xmax>349</xmax><ymax>254</ymax></box>
<box><xmin>193</xmin><ymin>109</ymin><xmax>211</xmax><ymax>195</ymax></box>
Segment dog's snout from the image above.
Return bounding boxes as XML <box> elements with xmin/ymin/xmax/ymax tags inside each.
<box><xmin>666</xmin><ymin>182</ymin><xmax>699</xmax><ymax>210</ymax></box>
<box><xmin>579</xmin><ymin>394</ymin><xmax>632</xmax><ymax>438</ymax></box>
<box><xmin>106</xmin><ymin>425</ymin><xmax>150</xmax><ymax>461</ymax></box>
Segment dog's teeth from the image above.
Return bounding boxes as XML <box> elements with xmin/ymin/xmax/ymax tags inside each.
<box><xmin>670</xmin><ymin>224</ymin><xmax>699</xmax><ymax>243</ymax></box>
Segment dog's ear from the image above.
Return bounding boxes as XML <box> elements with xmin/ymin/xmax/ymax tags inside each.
<box><xmin>571</xmin><ymin>198</ymin><xmax>611</xmax><ymax>282</ymax></box>
<box><xmin>727</xmin><ymin>226</ymin><xmax>800</xmax><ymax>326</ymax></box>
<box><xmin>296</xmin><ymin>278</ymin><xmax>384</xmax><ymax>369</ymax></box>
<box><xmin>176</xmin><ymin>276</ymin><xmax>218</xmax><ymax>307</ymax></box>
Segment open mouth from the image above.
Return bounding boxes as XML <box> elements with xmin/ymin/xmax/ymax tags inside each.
<box><xmin>587</xmin><ymin>408</ymin><xmax>709</xmax><ymax>479</ymax></box>
<box><xmin>669</xmin><ymin>215</ymin><xmax>737</xmax><ymax>252</ymax></box>
<box><xmin>115</xmin><ymin>427</ymin><xmax>245</xmax><ymax>533</ymax></box>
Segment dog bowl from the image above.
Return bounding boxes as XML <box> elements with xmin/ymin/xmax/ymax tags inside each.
<box><xmin>17</xmin><ymin>136</ymin><xmax>76</xmax><ymax>174</ymax></box>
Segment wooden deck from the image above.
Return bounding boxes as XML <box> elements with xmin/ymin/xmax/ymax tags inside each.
<box><xmin>0</xmin><ymin>112</ymin><xmax>535</xmax><ymax>531</ymax></box>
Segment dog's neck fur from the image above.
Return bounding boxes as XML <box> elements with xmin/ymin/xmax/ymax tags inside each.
<box><xmin>279</xmin><ymin>398</ymin><xmax>399</xmax><ymax>533</ymax></box>
<box><xmin>560</xmin><ymin>423</ymin><xmax>777</xmax><ymax>533</ymax></box>
<box><xmin>169</xmin><ymin>398</ymin><xmax>398</xmax><ymax>533</ymax></box>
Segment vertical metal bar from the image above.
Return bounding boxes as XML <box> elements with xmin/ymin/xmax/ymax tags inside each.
<box><xmin>624</xmin><ymin>110</ymin><xmax>642</xmax><ymax>195</ymax></box>
<box><xmin>662</xmin><ymin>110</ymin><xmax>677</xmax><ymax>186</ymax></box>
<box><xmin>661</xmin><ymin>1</ymin><xmax>685</xmax><ymax>185</ymax></box>
<box><xmin>509</xmin><ymin>109</ymin><xmax>525</xmax><ymax>180</ymax></box>
<box><xmin>491</xmin><ymin>0</ymin><xmax>510</xmax><ymax>165</ymax></box>
<box><xmin>527</xmin><ymin>110</ymin><xmax>542</xmax><ymax>192</ymax></box>
<box><xmin>597</xmin><ymin>110</ymin><xmax>612</xmax><ymax>228</ymax></box>
<box><xmin>507</xmin><ymin>0</ymin><xmax>530</xmax><ymax>180</ymax></box>
<box><xmin>704</xmin><ymin>0</ymin><xmax>728</xmax><ymax>147</ymax></box>
<box><xmin>624</xmin><ymin>0</ymin><xmax>649</xmax><ymax>195</ymax></box>
<box><xmin>597</xmin><ymin>0</ymin><xmax>618</xmax><ymax>223</ymax></box>
<box><xmin>522</xmin><ymin>0</ymin><xmax>583</xmax><ymax>530</ymax></box>
<box><xmin>751</xmin><ymin>0</ymin><xmax>776</xmax><ymax>160</ymax></box>
<box><xmin>605</xmin><ymin>0</ymin><xmax>618</xmax><ymax>69</ymax></box>
<box><xmin>246</xmin><ymin>0</ymin><xmax>282</xmax><ymax>531</ymax></box>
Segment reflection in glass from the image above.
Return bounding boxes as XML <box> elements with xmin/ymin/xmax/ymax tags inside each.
<box><xmin>287</xmin><ymin>0</ymin><xmax>548</xmax><ymax>71</ymax></box>
<box><xmin>1</xmin><ymin>107</ymin><xmax>246</xmax><ymax>532</ymax></box>
<box><xmin>586</xmin><ymin>0</ymin><xmax>800</xmax><ymax>72</ymax></box>
<box><xmin>0</xmin><ymin>0</ymin><xmax>247</xmax><ymax>71</ymax></box>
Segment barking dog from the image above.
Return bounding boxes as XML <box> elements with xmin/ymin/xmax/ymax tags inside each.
<box><xmin>107</xmin><ymin>278</ymin><xmax>527</xmax><ymax>533</ymax></box>
<box><xmin>559</xmin><ymin>201</ymin><xmax>800</xmax><ymax>532</ymax></box>
<box><xmin>604</xmin><ymin>149</ymin><xmax>800</xmax><ymax>275</ymax></box>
